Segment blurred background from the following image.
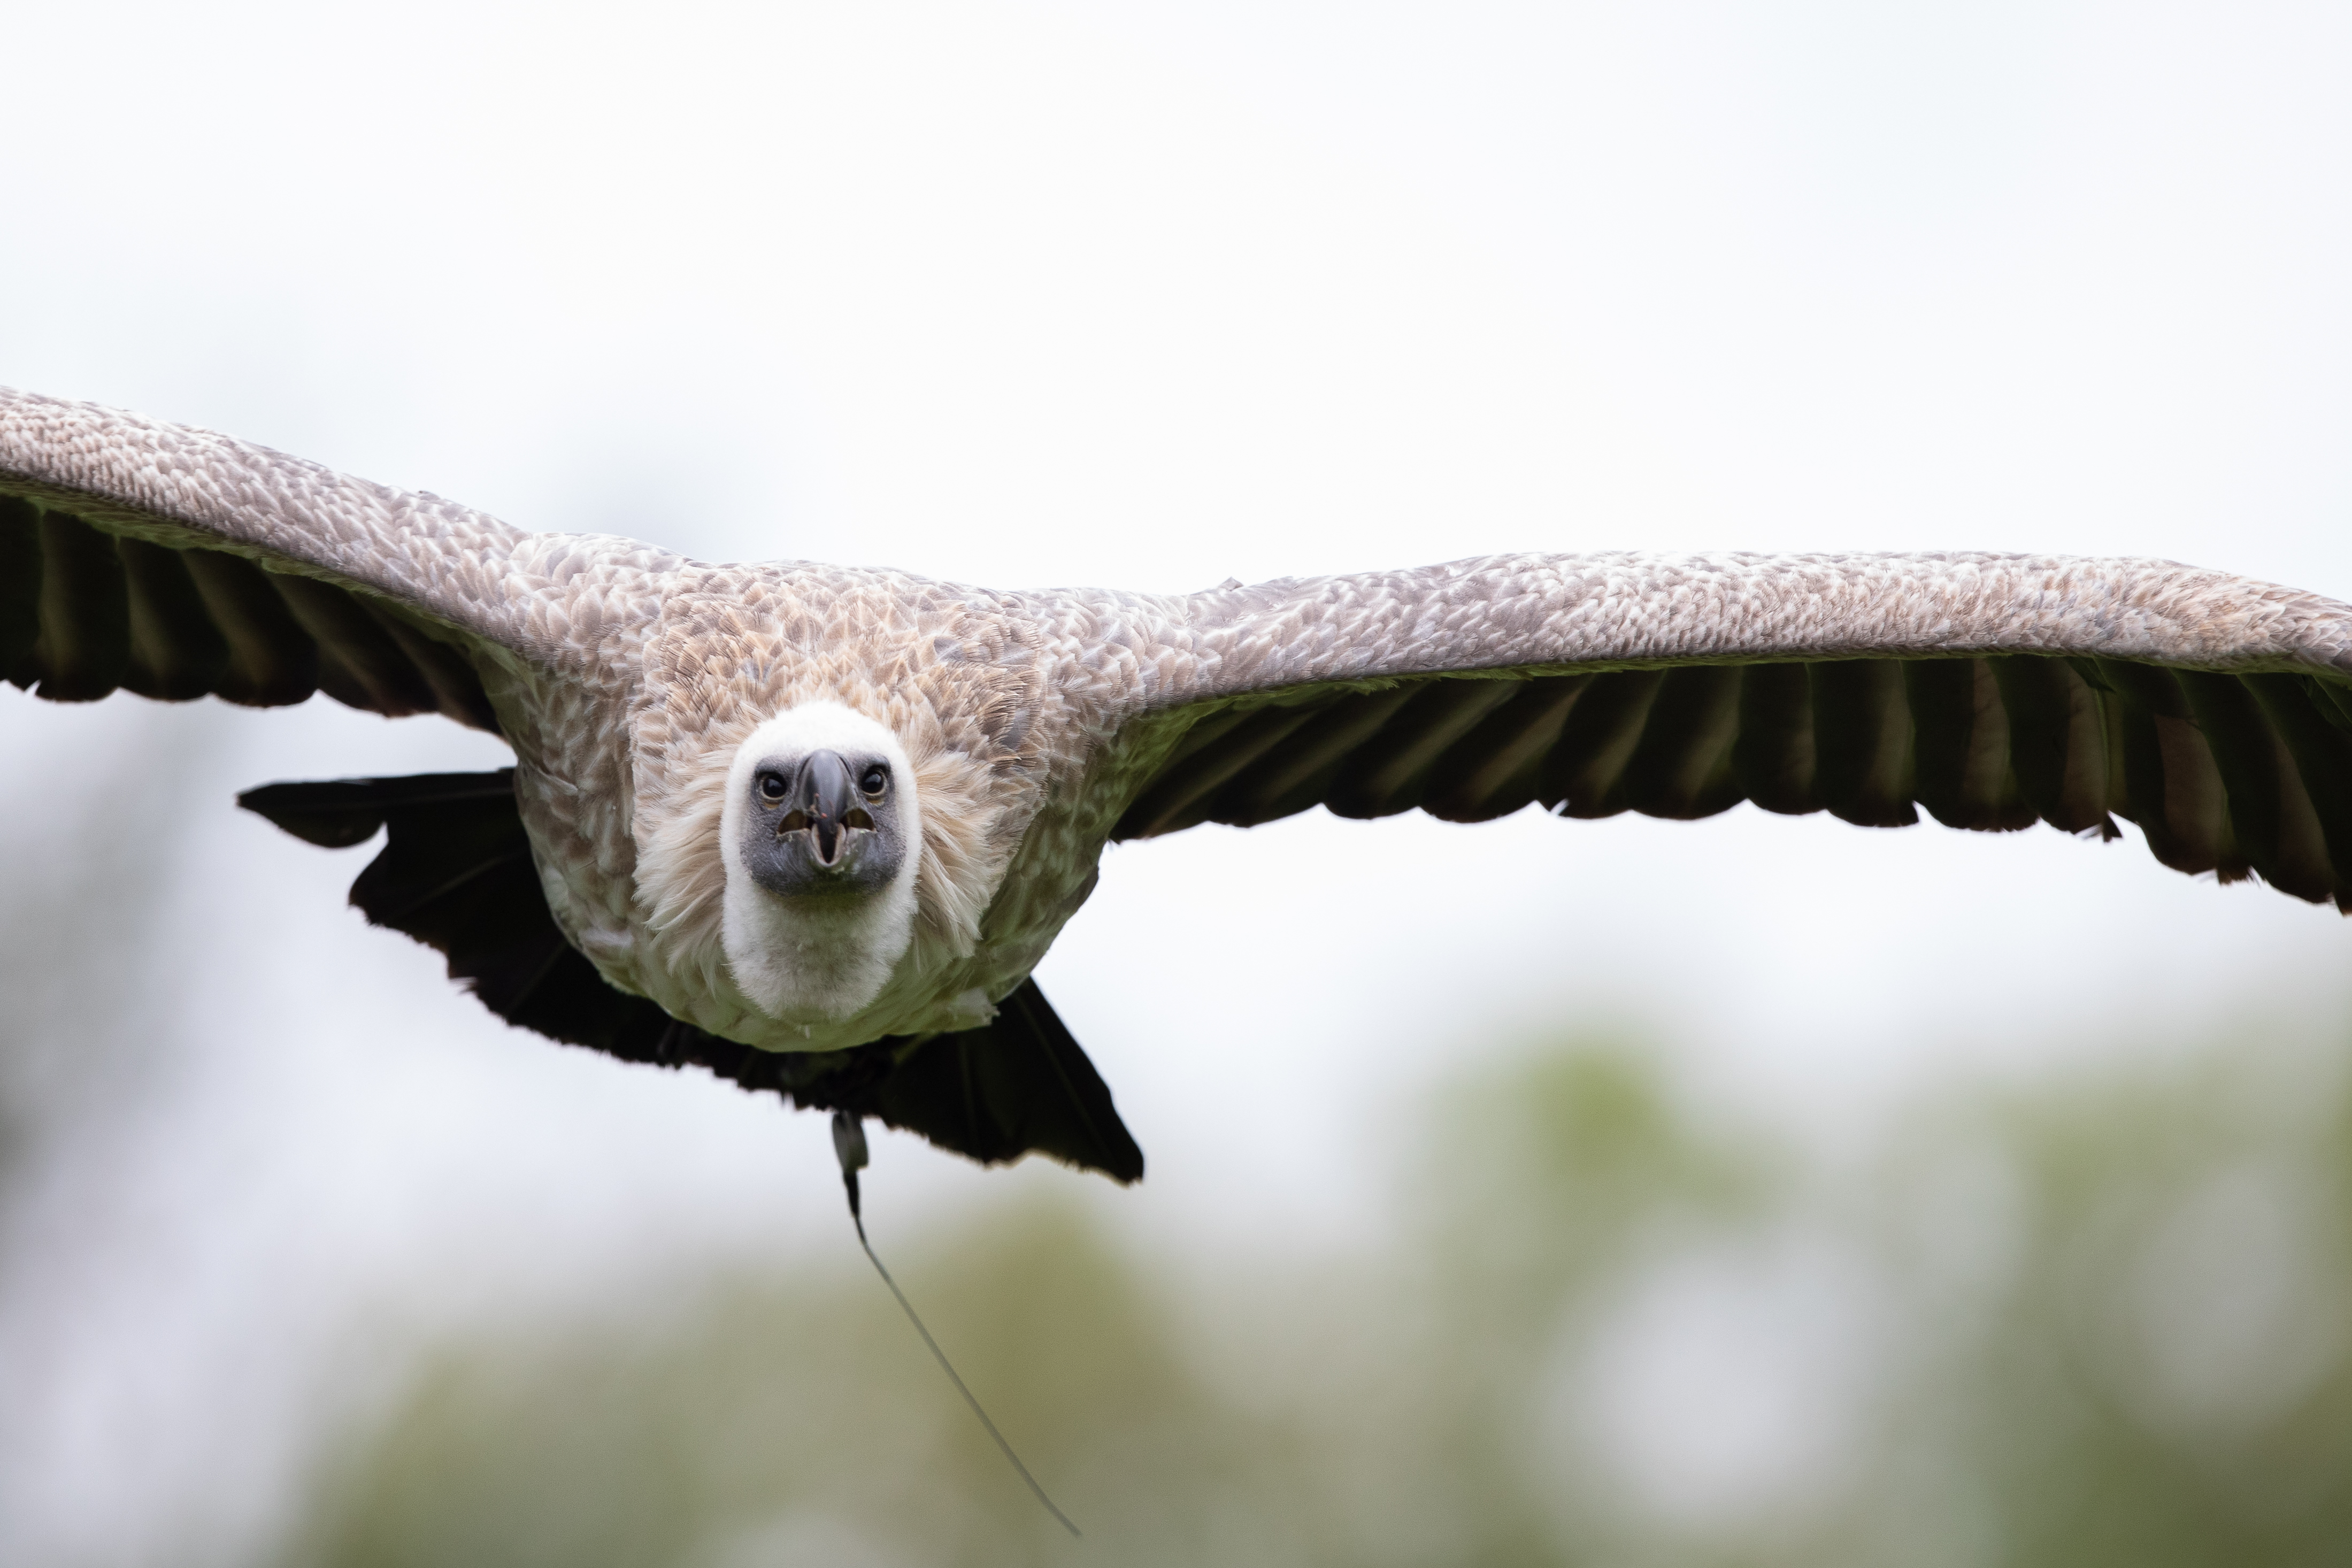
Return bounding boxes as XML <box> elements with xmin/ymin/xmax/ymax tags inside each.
<box><xmin>3</xmin><ymin>3</ymin><xmax>2350</xmax><ymax>1563</ymax></box>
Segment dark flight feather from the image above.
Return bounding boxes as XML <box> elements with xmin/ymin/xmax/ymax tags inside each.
<box><xmin>119</xmin><ymin>537</ymin><xmax>232</xmax><ymax>701</ymax></box>
<box><xmin>1115</xmin><ymin>654</ymin><xmax>2352</xmax><ymax>914</ymax></box>
<box><xmin>1</xmin><ymin>497</ymin><xmax>497</xmax><ymax>732</ymax></box>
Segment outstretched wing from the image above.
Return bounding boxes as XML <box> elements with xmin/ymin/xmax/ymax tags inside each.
<box><xmin>0</xmin><ymin>387</ymin><xmax>666</xmax><ymax>727</ymax></box>
<box><xmin>1105</xmin><ymin>552</ymin><xmax>2352</xmax><ymax>909</ymax></box>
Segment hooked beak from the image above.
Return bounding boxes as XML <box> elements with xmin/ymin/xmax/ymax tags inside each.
<box><xmin>780</xmin><ymin>750</ymin><xmax>873</xmax><ymax>868</ymax></box>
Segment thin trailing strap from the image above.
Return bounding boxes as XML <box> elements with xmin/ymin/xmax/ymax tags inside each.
<box><xmin>831</xmin><ymin>1112</ymin><xmax>1082</xmax><ymax>1539</ymax></box>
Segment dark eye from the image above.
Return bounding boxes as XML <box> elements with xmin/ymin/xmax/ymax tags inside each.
<box><xmin>859</xmin><ymin>764</ymin><xmax>889</xmax><ymax>796</ymax></box>
<box><xmin>757</xmin><ymin>771</ymin><xmax>787</xmax><ymax>803</ymax></box>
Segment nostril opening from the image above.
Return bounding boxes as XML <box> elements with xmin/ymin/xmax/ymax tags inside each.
<box><xmin>779</xmin><ymin>810</ymin><xmax>809</xmax><ymax>834</ymax></box>
<box><xmin>844</xmin><ymin>807</ymin><xmax>875</xmax><ymax>831</ymax></box>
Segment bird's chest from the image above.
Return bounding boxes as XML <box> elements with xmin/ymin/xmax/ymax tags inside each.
<box><xmin>482</xmin><ymin>662</ymin><xmax>651</xmax><ymax>993</ymax></box>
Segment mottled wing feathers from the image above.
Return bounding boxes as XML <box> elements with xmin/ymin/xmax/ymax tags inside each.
<box><xmin>1151</xmin><ymin>553</ymin><xmax>2352</xmax><ymax>697</ymax></box>
<box><xmin>237</xmin><ymin>772</ymin><xmax>1145</xmax><ymax>1182</ymax></box>
<box><xmin>0</xmin><ymin>388</ymin><xmax>671</xmax><ymax>727</ymax></box>
<box><xmin>1106</xmin><ymin>554</ymin><xmax>2352</xmax><ymax>910</ymax></box>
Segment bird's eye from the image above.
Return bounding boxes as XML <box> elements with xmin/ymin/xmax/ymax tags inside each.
<box><xmin>859</xmin><ymin>764</ymin><xmax>889</xmax><ymax>796</ymax></box>
<box><xmin>757</xmin><ymin>771</ymin><xmax>787</xmax><ymax>803</ymax></box>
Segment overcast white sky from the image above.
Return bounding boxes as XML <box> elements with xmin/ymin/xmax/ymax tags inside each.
<box><xmin>3</xmin><ymin>3</ymin><xmax>2350</xmax><ymax>1562</ymax></box>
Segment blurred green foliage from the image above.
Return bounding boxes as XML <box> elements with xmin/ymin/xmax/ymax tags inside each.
<box><xmin>280</xmin><ymin>1020</ymin><xmax>2352</xmax><ymax>1568</ymax></box>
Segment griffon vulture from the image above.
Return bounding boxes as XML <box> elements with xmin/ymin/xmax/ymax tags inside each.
<box><xmin>9</xmin><ymin>386</ymin><xmax>2352</xmax><ymax>1185</ymax></box>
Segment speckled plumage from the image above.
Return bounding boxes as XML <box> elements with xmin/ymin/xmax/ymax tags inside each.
<box><xmin>10</xmin><ymin>385</ymin><xmax>2352</xmax><ymax>1055</ymax></box>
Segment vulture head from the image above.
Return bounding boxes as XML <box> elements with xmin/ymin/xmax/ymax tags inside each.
<box><xmin>717</xmin><ymin>702</ymin><xmax>924</xmax><ymax>1023</ymax></box>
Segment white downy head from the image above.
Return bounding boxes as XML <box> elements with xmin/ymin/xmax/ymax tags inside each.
<box><xmin>717</xmin><ymin>702</ymin><xmax>924</xmax><ymax>1022</ymax></box>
